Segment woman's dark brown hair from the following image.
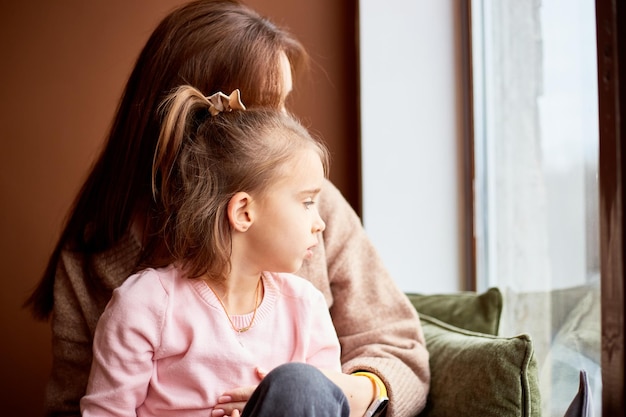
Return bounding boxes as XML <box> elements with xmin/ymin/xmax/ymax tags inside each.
<box><xmin>25</xmin><ymin>0</ymin><xmax>308</xmax><ymax>319</ymax></box>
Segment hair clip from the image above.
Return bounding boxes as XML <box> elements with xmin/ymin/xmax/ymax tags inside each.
<box><xmin>206</xmin><ymin>89</ymin><xmax>246</xmax><ymax>116</ymax></box>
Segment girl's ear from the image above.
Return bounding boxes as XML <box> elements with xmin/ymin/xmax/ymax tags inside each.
<box><xmin>227</xmin><ymin>192</ymin><xmax>254</xmax><ymax>232</ymax></box>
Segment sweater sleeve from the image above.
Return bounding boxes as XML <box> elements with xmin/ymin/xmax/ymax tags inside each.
<box><xmin>318</xmin><ymin>180</ymin><xmax>430</xmax><ymax>417</ymax></box>
<box><xmin>80</xmin><ymin>271</ymin><xmax>167</xmax><ymax>416</ymax></box>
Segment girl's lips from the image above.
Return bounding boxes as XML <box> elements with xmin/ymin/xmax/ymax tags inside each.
<box><xmin>305</xmin><ymin>245</ymin><xmax>317</xmax><ymax>259</ymax></box>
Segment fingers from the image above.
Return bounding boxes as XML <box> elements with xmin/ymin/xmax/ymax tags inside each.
<box><xmin>212</xmin><ymin>404</ymin><xmax>244</xmax><ymax>417</ymax></box>
<box><xmin>212</xmin><ymin>400</ymin><xmax>246</xmax><ymax>417</ymax></box>
<box><xmin>212</xmin><ymin>368</ymin><xmax>265</xmax><ymax>417</ymax></box>
<box><xmin>255</xmin><ymin>367</ymin><xmax>268</xmax><ymax>379</ymax></box>
<box><xmin>219</xmin><ymin>385</ymin><xmax>256</xmax><ymax>402</ymax></box>
<box><xmin>212</xmin><ymin>385</ymin><xmax>256</xmax><ymax>417</ymax></box>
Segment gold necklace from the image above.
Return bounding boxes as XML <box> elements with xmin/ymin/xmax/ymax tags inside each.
<box><xmin>206</xmin><ymin>279</ymin><xmax>262</xmax><ymax>333</ymax></box>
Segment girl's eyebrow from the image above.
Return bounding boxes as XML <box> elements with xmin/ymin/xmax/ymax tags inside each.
<box><xmin>299</xmin><ymin>188</ymin><xmax>322</xmax><ymax>196</ymax></box>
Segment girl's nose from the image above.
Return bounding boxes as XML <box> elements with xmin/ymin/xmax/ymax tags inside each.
<box><xmin>314</xmin><ymin>215</ymin><xmax>326</xmax><ymax>233</ymax></box>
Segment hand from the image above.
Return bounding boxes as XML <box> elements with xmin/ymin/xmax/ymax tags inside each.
<box><xmin>211</xmin><ymin>368</ymin><xmax>268</xmax><ymax>417</ymax></box>
<box><xmin>319</xmin><ymin>370</ymin><xmax>375</xmax><ymax>417</ymax></box>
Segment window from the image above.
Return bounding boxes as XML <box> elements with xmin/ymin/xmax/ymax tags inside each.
<box><xmin>360</xmin><ymin>1</ymin><xmax>624</xmax><ymax>413</ymax></box>
<box><xmin>471</xmin><ymin>0</ymin><xmax>601</xmax><ymax>415</ymax></box>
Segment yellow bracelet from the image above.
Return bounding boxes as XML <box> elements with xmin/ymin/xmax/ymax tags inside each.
<box><xmin>352</xmin><ymin>371</ymin><xmax>389</xmax><ymax>417</ymax></box>
<box><xmin>352</xmin><ymin>371</ymin><xmax>388</xmax><ymax>397</ymax></box>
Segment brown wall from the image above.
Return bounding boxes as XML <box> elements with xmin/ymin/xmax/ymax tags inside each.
<box><xmin>0</xmin><ymin>1</ymin><xmax>359</xmax><ymax>415</ymax></box>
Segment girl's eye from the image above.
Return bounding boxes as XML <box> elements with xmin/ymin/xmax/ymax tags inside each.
<box><xmin>304</xmin><ymin>199</ymin><xmax>315</xmax><ymax>209</ymax></box>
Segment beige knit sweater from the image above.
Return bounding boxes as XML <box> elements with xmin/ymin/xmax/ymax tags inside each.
<box><xmin>45</xmin><ymin>180</ymin><xmax>430</xmax><ymax>417</ymax></box>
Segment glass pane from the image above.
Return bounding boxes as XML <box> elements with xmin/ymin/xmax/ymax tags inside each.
<box><xmin>471</xmin><ymin>0</ymin><xmax>601</xmax><ymax>415</ymax></box>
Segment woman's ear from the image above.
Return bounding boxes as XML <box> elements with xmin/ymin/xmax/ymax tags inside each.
<box><xmin>227</xmin><ymin>192</ymin><xmax>254</xmax><ymax>232</ymax></box>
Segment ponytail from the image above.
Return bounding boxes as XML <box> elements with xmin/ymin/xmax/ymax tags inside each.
<box><xmin>153</xmin><ymin>86</ymin><xmax>246</xmax><ymax>204</ymax></box>
<box><xmin>154</xmin><ymin>86</ymin><xmax>207</xmax><ymax>203</ymax></box>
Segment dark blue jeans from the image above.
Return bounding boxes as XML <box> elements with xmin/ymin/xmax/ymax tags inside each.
<box><xmin>242</xmin><ymin>363</ymin><xmax>350</xmax><ymax>417</ymax></box>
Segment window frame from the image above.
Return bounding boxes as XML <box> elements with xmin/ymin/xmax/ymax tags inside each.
<box><xmin>595</xmin><ymin>0</ymin><xmax>625</xmax><ymax>414</ymax></box>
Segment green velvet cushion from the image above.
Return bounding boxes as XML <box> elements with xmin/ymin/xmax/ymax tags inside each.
<box><xmin>406</xmin><ymin>287</ymin><xmax>503</xmax><ymax>335</ymax></box>
<box><xmin>419</xmin><ymin>314</ymin><xmax>541</xmax><ymax>417</ymax></box>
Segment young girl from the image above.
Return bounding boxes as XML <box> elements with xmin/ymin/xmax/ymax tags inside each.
<box><xmin>79</xmin><ymin>86</ymin><xmax>345</xmax><ymax>416</ymax></box>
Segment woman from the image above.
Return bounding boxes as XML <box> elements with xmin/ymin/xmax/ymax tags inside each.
<box><xmin>25</xmin><ymin>1</ymin><xmax>430</xmax><ymax>416</ymax></box>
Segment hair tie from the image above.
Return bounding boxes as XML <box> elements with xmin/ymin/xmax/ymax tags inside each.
<box><xmin>206</xmin><ymin>89</ymin><xmax>246</xmax><ymax>116</ymax></box>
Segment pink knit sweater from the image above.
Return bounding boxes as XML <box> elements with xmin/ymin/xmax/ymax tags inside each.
<box><xmin>47</xmin><ymin>180</ymin><xmax>430</xmax><ymax>417</ymax></box>
<box><xmin>80</xmin><ymin>267</ymin><xmax>341</xmax><ymax>416</ymax></box>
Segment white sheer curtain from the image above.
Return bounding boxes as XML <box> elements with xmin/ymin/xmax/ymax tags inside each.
<box><xmin>472</xmin><ymin>0</ymin><xmax>601</xmax><ymax>415</ymax></box>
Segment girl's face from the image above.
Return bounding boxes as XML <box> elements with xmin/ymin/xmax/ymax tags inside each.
<box><xmin>244</xmin><ymin>148</ymin><xmax>326</xmax><ymax>273</ymax></box>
